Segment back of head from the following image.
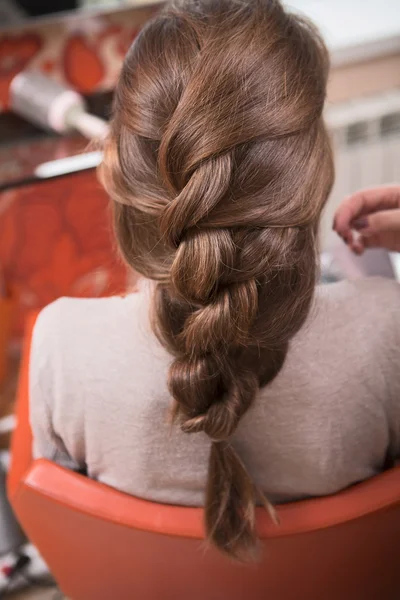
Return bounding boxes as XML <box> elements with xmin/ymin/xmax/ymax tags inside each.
<box><xmin>101</xmin><ymin>0</ymin><xmax>334</xmax><ymax>560</ymax></box>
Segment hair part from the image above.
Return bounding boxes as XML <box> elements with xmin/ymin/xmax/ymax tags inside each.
<box><xmin>101</xmin><ymin>0</ymin><xmax>334</xmax><ymax>560</ymax></box>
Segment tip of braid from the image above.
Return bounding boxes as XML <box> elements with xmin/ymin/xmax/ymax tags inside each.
<box><xmin>206</xmin><ymin>442</ymin><xmax>259</xmax><ymax>561</ymax></box>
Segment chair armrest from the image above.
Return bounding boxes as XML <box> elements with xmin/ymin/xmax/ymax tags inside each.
<box><xmin>7</xmin><ymin>312</ymin><xmax>40</xmax><ymax>501</ymax></box>
<box><xmin>0</xmin><ymin>296</ymin><xmax>13</xmax><ymax>385</ymax></box>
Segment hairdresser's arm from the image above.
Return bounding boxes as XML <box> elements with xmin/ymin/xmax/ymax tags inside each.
<box><xmin>333</xmin><ymin>185</ymin><xmax>400</xmax><ymax>254</ymax></box>
<box><xmin>30</xmin><ymin>306</ymin><xmax>81</xmax><ymax>471</ymax></box>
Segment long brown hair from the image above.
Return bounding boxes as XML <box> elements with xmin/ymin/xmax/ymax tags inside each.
<box><xmin>101</xmin><ymin>0</ymin><xmax>334</xmax><ymax>560</ymax></box>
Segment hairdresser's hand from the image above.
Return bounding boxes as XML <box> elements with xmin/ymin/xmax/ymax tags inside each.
<box><xmin>333</xmin><ymin>185</ymin><xmax>400</xmax><ymax>254</ymax></box>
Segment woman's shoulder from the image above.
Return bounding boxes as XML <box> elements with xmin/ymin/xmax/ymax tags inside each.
<box><xmin>317</xmin><ymin>276</ymin><xmax>400</xmax><ymax>310</ymax></box>
<box><xmin>314</xmin><ymin>277</ymin><xmax>400</xmax><ymax>342</ymax></box>
<box><xmin>35</xmin><ymin>292</ymin><xmax>144</xmax><ymax>323</ymax></box>
<box><xmin>31</xmin><ymin>285</ymin><xmax>155</xmax><ymax>375</ymax></box>
<box><xmin>33</xmin><ymin>292</ymin><xmax>145</xmax><ymax>344</ymax></box>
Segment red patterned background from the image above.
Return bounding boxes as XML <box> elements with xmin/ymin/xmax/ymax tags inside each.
<box><xmin>0</xmin><ymin>4</ymin><xmax>159</xmax><ymax>349</ymax></box>
<box><xmin>0</xmin><ymin>169</ymin><xmax>128</xmax><ymax>340</ymax></box>
<box><xmin>0</xmin><ymin>3</ymin><xmax>162</xmax><ymax>112</ymax></box>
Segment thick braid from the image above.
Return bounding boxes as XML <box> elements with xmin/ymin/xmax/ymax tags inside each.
<box><xmin>102</xmin><ymin>0</ymin><xmax>334</xmax><ymax>560</ymax></box>
<box><xmin>156</xmin><ymin>136</ymin><xmax>287</xmax><ymax>555</ymax></box>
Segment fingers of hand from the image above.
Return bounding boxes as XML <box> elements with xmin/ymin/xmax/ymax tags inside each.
<box><xmin>333</xmin><ymin>186</ymin><xmax>400</xmax><ymax>236</ymax></box>
<box><xmin>336</xmin><ymin>228</ymin><xmax>365</xmax><ymax>254</ymax></box>
<box><xmin>359</xmin><ymin>208</ymin><xmax>400</xmax><ymax>236</ymax></box>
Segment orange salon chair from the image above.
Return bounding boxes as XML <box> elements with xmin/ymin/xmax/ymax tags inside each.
<box><xmin>7</xmin><ymin>312</ymin><xmax>400</xmax><ymax>600</ymax></box>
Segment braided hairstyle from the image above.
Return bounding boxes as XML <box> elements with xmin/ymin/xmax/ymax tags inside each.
<box><xmin>101</xmin><ymin>0</ymin><xmax>334</xmax><ymax>560</ymax></box>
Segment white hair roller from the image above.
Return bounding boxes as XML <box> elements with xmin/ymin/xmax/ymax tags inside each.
<box><xmin>10</xmin><ymin>70</ymin><xmax>109</xmax><ymax>140</ymax></box>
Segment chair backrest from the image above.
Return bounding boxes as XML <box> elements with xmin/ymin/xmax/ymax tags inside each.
<box><xmin>8</xmin><ymin>312</ymin><xmax>400</xmax><ymax>600</ymax></box>
<box><xmin>11</xmin><ymin>459</ymin><xmax>400</xmax><ymax>600</ymax></box>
